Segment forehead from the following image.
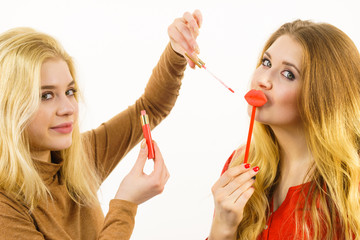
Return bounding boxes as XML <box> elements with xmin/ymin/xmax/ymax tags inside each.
<box><xmin>267</xmin><ymin>35</ymin><xmax>303</xmax><ymax>68</ymax></box>
<box><xmin>40</xmin><ymin>58</ymin><xmax>73</xmax><ymax>85</ymax></box>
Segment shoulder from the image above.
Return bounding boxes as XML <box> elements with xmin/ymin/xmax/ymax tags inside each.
<box><xmin>233</xmin><ymin>145</ymin><xmax>245</xmax><ymax>161</ymax></box>
<box><xmin>0</xmin><ymin>190</ymin><xmax>32</xmax><ymax>221</ymax></box>
<box><xmin>0</xmin><ymin>191</ymin><xmax>44</xmax><ymax>239</ymax></box>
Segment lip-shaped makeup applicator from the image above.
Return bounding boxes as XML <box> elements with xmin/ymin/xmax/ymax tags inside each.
<box><xmin>243</xmin><ymin>89</ymin><xmax>268</xmax><ymax>164</ymax></box>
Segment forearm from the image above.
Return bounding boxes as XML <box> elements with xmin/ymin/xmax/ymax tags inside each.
<box><xmin>98</xmin><ymin>199</ymin><xmax>138</xmax><ymax>240</ymax></box>
<box><xmin>208</xmin><ymin>231</ymin><xmax>237</xmax><ymax>240</ymax></box>
<box><xmin>142</xmin><ymin>42</ymin><xmax>187</xmax><ymax>129</ymax></box>
<box><xmin>208</xmin><ymin>221</ymin><xmax>238</xmax><ymax>240</ymax></box>
<box><xmin>83</xmin><ymin>43</ymin><xmax>186</xmax><ymax>181</ymax></box>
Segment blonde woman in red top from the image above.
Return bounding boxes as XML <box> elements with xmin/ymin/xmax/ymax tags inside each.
<box><xmin>208</xmin><ymin>20</ymin><xmax>360</xmax><ymax>240</ymax></box>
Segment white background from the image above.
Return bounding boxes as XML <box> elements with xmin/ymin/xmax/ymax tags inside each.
<box><xmin>1</xmin><ymin>0</ymin><xmax>359</xmax><ymax>239</ymax></box>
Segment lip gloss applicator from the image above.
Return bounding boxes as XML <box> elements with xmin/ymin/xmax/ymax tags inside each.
<box><xmin>243</xmin><ymin>89</ymin><xmax>267</xmax><ymax>164</ymax></box>
<box><xmin>185</xmin><ymin>52</ymin><xmax>235</xmax><ymax>93</ymax></box>
<box><xmin>140</xmin><ymin>110</ymin><xmax>155</xmax><ymax>159</ymax></box>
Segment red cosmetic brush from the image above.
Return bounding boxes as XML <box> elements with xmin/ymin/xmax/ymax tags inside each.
<box><xmin>243</xmin><ymin>90</ymin><xmax>267</xmax><ymax>163</ymax></box>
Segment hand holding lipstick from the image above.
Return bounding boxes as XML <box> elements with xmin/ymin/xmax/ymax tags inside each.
<box><xmin>115</xmin><ymin>140</ymin><xmax>169</xmax><ymax>205</ymax></box>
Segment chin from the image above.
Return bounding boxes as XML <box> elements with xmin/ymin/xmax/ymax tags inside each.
<box><xmin>50</xmin><ymin>139</ymin><xmax>73</xmax><ymax>151</ymax></box>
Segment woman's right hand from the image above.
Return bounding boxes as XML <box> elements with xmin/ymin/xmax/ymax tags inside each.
<box><xmin>208</xmin><ymin>164</ymin><xmax>259</xmax><ymax>240</ymax></box>
<box><xmin>167</xmin><ymin>10</ymin><xmax>202</xmax><ymax>69</ymax></box>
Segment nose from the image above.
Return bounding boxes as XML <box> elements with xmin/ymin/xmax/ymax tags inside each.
<box><xmin>56</xmin><ymin>96</ymin><xmax>76</xmax><ymax>116</ymax></box>
<box><xmin>256</xmin><ymin>72</ymin><xmax>273</xmax><ymax>90</ymax></box>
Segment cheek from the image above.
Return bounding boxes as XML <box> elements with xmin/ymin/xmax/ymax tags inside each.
<box><xmin>247</xmin><ymin>104</ymin><xmax>252</xmax><ymax>117</ymax></box>
<box><xmin>27</xmin><ymin>103</ymin><xmax>57</xmax><ymax>132</ymax></box>
<box><xmin>71</xmin><ymin>99</ymin><xmax>79</xmax><ymax>120</ymax></box>
<box><xmin>249</xmin><ymin>69</ymin><xmax>260</xmax><ymax>88</ymax></box>
<box><xmin>26</xmin><ymin>110</ymin><xmax>48</xmax><ymax>141</ymax></box>
<box><xmin>277</xmin><ymin>88</ymin><xmax>301</xmax><ymax>115</ymax></box>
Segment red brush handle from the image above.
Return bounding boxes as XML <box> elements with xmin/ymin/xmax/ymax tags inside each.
<box><xmin>244</xmin><ymin>106</ymin><xmax>256</xmax><ymax>164</ymax></box>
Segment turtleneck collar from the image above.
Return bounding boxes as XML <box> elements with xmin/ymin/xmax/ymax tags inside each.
<box><xmin>32</xmin><ymin>151</ymin><xmax>64</xmax><ymax>184</ymax></box>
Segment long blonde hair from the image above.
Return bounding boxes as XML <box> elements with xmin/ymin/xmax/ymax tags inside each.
<box><xmin>230</xmin><ymin>20</ymin><xmax>360</xmax><ymax>239</ymax></box>
<box><xmin>0</xmin><ymin>27</ymin><xmax>101</xmax><ymax>210</ymax></box>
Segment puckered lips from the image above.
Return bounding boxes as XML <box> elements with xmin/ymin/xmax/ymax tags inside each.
<box><xmin>244</xmin><ymin>89</ymin><xmax>267</xmax><ymax>107</ymax></box>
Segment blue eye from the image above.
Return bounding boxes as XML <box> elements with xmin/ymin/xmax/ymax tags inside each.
<box><xmin>66</xmin><ymin>88</ymin><xmax>77</xmax><ymax>96</ymax></box>
<box><xmin>41</xmin><ymin>92</ymin><xmax>53</xmax><ymax>101</ymax></box>
<box><xmin>262</xmin><ymin>58</ymin><xmax>272</xmax><ymax>68</ymax></box>
<box><xmin>282</xmin><ymin>70</ymin><xmax>295</xmax><ymax>80</ymax></box>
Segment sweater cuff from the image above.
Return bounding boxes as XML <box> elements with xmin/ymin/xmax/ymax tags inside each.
<box><xmin>108</xmin><ymin>199</ymin><xmax>138</xmax><ymax>219</ymax></box>
<box><xmin>166</xmin><ymin>42</ymin><xmax>187</xmax><ymax>64</ymax></box>
<box><xmin>100</xmin><ymin>199</ymin><xmax>138</xmax><ymax>239</ymax></box>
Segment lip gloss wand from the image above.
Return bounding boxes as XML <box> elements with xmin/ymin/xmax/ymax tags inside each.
<box><xmin>243</xmin><ymin>89</ymin><xmax>268</xmax><ymax>164</ymax></box>
<box><xmin>140</xmin><ymin>110</ymin><xmax>155</xmax><ymax>159</ymax></box>
<box><xmin>185</xmin><ymin>52</ymin><xmax>235</xmax><ymax>93</ymax></box>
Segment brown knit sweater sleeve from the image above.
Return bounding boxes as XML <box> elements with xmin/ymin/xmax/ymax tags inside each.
<box><xmin>83</xmin><ymin>42</ymin><xmax>187</xmax><ymax>182</ymax></box>
<box><xmin>84</xmin><ymin>43</ymin><xmax>187</xmax><ymax>239</ymax></box>
<box><xmin>0</xmin><ymin>192</ymin><xmax>45</xmax><ymax>239</ymax></box>
<box><xmin>98</xmin><ymin>199</ymin><xmax>138</xmax><ymax>239</ymax></box>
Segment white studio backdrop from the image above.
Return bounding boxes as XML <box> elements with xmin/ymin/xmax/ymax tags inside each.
<box><xmin>1</xmin><ymin>0</ymin><xmax>359</xmax><ymax>239</ymax></box>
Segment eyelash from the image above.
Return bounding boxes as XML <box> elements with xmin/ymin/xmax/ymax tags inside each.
<box><xmin>66</xmin><ymin>88</ymin><xmax>77</xmax><ymax>96</ymax></box>
<box><xmin>261</xmin><ymin>58</ymin><xmax>296</xmax><ymax>81</ymax></box>
<box><xmin>261</xmin><ymin>58</ymin><xmax>272</xmax><ymax>68</ymax></box>
<box><xmin>41</xmin><ymin>88</ymin><xmax>77</xmax><ymax>101</ymax></box>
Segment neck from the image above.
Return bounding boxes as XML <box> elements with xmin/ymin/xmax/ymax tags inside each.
<box><xmin>270</xmin><ymin>124</ymin><xmax>313</xmax><ymax>210</ymax></box>
<box><xmin>271</xmin><ymin>123</ymin><xmax>312</xmax><ymax>184</ymax></box>
<box><xmin>31</xmin><ymin>150</ymin><xmax>51</xmax><ymax>163</ymax></box>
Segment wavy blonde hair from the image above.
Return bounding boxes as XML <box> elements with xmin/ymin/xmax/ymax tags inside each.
<box><xmin>230</xmin><ymin>20</ymin><xmax>360</xmax><ymax>239</ymax></box>
<box><xmin>0</xmin><ymin>27</ymin><xmax>101</xmax><ymax>210</ymax></box>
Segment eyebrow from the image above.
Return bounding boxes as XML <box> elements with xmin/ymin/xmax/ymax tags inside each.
<box><xmin>264</xmin><ymin>52</ymin><xmax>301</xmax><ymax>75</ymax></box>
<box><xmin>41</xmin><ymin>80</ymin><xmax>75</xmax><ymax>90</ymax></box>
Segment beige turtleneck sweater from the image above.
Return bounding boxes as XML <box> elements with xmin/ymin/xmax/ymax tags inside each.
<box><xmin>0</xmin><ymin>43</ymin><xmax>186</xmax><ymax>239</ymax></box>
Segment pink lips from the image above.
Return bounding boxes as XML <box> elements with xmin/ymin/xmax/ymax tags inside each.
<box><xmin>50</xmin><ymin>122</ymin><xmax>73</xmax><ymax>134</ymax></box>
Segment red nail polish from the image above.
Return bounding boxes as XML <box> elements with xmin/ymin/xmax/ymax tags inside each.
<box><xmin>253</xmin><ymin>166</ymin><xmax>260</xmax><ymax>172</ymax></box>
<box><xmin>244</xmin><ymin>163</ymin><xmax>251</xmax><ymax>169</ymax></box>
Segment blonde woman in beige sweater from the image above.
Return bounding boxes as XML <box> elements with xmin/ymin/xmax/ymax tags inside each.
<box><xmin>0</xmin><ymin>10</ymin><xmax>202</xmax><ymax>239</ymax></box>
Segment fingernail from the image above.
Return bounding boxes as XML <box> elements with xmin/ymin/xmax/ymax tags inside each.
<box><xmin>191</xmin><ymin>51</ymin><xmax>198</xmax><ymax>58</ymax></box>
<box><xmin>193</xmin><ymin>26</ymin><xmax>199</xmax><ymax>36</ymax></box>
<box><xmin>193</xmin><ymin>42</ymin><xmax>199</xmax><ymax>51</ymax></box>
<box><xmin>253</xmin><ymin>166</ymin><xmax>260</xmax><ymax>172</ymax></box>
<box><xmin>191</xmin><ymin>52</ymin><xmax>199</xmax><ymax>63</ymax></box>
<box><xmin>244</xmin><ymin>163</ymin><xmax>251</xmax><ymax>169</ymax></box>
<box><xmin>195</xmin><ymin>45</ymin><xmax>200</xmax><ymax>54</ymax></box>
<box><xmin>141</xmin><ymin>139</ymin><xmax>147</xmax><ymax>149</ymax></box>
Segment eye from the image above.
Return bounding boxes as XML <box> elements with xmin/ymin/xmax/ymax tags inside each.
<box><xmin>282</xmin><ymin>70</ymin><xmax>295</xmax><ymax>80</ymax></box>
<box><xmin>261</xmin><ymin>58</ymin><xmax>272</xmax><ymax>68</ymax></box>
<box><xmin>66</xmin><ymin>88</ymin><xmax>77</xmax><ymax>96</ymax></box>
<box><xmin>41</xmin><ymin>92</ymin><xmax>53</xmax><ymax>101</ymax></box>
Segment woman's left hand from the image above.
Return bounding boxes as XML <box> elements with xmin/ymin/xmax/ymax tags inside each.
<box><xmin>114</xmin><ymin>140</ymin><xmax>169</xmax><ymax>205</ymax></box>
<box><xmin>168</xmin><ymin>10</ymin><xmax>203</xmax><ymax>69</ymax></box>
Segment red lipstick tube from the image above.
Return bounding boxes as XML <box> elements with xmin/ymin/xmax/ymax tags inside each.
<box><xmin>140</xmin><ymin>110</ymin><xmax>155</xmax><ymax>159</ymax></box>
